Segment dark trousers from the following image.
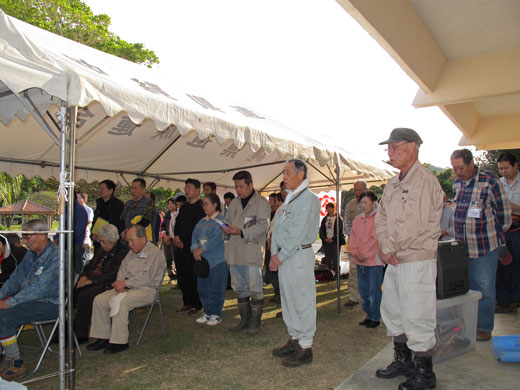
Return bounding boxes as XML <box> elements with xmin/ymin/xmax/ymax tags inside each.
<box><xmin>74</xmin><ymin>284</ymin><xmax>110</xmax><ymax>339</ymax></box>
<box><xmin>496</xmin><ymin>230</ymin><xmax>520</xmax><ymax>305</ymax></box>
<box><xmin>264</xmin><ymin>246</ymin><xmax>280</xmax><ymax>296</ymax></box>
<box><xmin>163</xmin><ymin>243</ymin><xmax>176</xmax><ymax>281</ymax></box>
<box><xmin>323</xmin><ymin>242</ymin><xmax>338</xmax><ymax>272</ymax></box>
<box><xmin>176</xmin><ymin>246</ymin><xmax>202</xmax><ymax>309</ymax></box>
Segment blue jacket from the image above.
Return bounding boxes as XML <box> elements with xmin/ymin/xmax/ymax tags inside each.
<box><xmin>191</xmin><ymin>214</ymin><xmax>226</xmax><ymax>269</ymax></box>
<box><xmin>0</xmin><ymin>240</ymin><xmax>59</xmax><ymax>307</ymax></box>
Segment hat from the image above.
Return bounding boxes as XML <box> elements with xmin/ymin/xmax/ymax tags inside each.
<box><xmin>193</xmin><ymin>256</ymin><xmax>210</xmax><ymax>278</ymax></box>
<box><xmin>379</xmin><ymin>128</ymin><xmax>423</xmax><ymax>145</ymax></box>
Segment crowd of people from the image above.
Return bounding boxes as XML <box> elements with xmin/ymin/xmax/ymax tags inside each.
<box><xmin>0</xmin><ymin>129</ymin><xmax>517</xmax><ymax>389</ymax></box>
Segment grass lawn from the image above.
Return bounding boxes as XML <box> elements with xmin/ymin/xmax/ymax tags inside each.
<box><xmin>18</xmin><ymin>279</ymin><xmax>388</xmax><ymax>390</ymax></box>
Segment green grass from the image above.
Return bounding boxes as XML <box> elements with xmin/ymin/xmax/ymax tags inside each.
<box><xmin>19</xmin><ymin>280</ymin><xmax>388</xmax><ymax>390</ymax></box>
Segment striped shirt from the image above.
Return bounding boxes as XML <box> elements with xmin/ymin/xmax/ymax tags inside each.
<box><xmin>453</xmin><ymin>168</ymin><xmax>512</xmax><ymax>258</ymax></box>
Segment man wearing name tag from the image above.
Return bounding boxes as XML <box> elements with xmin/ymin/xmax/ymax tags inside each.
<box><xmin>270</xmin><ymin>159</ymin><xmax>320</xmax><ymax>367</ymax></box>
<box><xmin>87</xmin><ymin>224</ymin><xmax>165</xmax><ymax>354</ymax></box>
<box><xmin>451</xmin><ymin>149</ymin><xmax>512</xmax><ymax>342</ymax></box>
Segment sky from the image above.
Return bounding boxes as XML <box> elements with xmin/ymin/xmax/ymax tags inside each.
<box><xmin>83</xmin><ymin>0</ymin><xmax>465</xmax><ymax>169</ymax></box>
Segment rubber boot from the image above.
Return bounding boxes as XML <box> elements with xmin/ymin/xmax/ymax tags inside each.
<box><xmin>247</xmin><ymin>298</ymin><xmax>264</xmax><ymax>335</ymax></box>
<box><xmin>375</xmin><ymin>342</ymin><xmax>414</xmax><ymax>378</ymax></box>
<box><xmin>398</xmin><ymin>355</ymin><xmax>436</xmax><ymax>390</ymax></box>
<box><xmin>229</xmin><ymin>297</ymin><xmax>251</xmax><ymax>331</ymax></box>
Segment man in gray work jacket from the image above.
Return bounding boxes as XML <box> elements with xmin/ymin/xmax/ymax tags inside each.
<box><xmin>223</xmin><ymin>170</ymin><xmax>271</xmax><ymax>335</ymax></box>
<box><xmin>270</xmin><ymin>159</ymin><xmax>320</xmax><ymax>367</ymax></box>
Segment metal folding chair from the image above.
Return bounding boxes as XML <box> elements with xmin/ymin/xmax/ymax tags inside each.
<box><xmin>17</xmin><ymin>318</ymin><xmax>82</xmax><ymax>375</ymax></box>
<box><xmin>130</xmin><ymin>285</ymin><xmax>166</xmax><ymax>346</ymax></box>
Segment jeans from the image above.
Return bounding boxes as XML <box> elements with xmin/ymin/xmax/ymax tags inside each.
<box><xmin>496</xmin><ymin>231</ymin><xmax>520</xmax><ymax>305</ymax></box>
<box><xmin>357</xmin><ymin>265</ymin><xmax>383</xmax><ymax>321</ymax></box>
<box><xmin>197</xmin><ymin>262</ymin><xmax>229</xmax><ymax>317</ymax></box>
<box><xmin>229</xmin><ymin>265</ymin><xmax>264</xmax><ymax>300</ymax></box>
<box><xmin>0</xmin><ymin>301</ymin><xmax>59</xmax><ymax>338</ymax></box>
<box><xmin>469</xmin><ymin>248</ymin><xmax>499</xmax><ymax>332</ymax></box>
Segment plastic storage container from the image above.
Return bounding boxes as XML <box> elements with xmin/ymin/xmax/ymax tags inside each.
<box><xmin>433</xmin><ymin>290</ymin><xmax>482</xmax><ymax>363</ymax></box>
<box><xmin>492</xmin><ymin>335</ymin><xmax>520</xmax><ymax>362</ymax></box>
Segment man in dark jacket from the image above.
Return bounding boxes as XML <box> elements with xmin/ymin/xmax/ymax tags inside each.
<box><xmin>319</xmin><ymin>203</ymin><xmax>345</xmax><ymax>277</ymax></box>
<box><xmin>173</xmin><ymin>179</ymin><xmax>205</xmax><ymax>315</ymax></box>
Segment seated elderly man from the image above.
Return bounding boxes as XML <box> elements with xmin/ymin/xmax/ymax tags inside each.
<box><xmin>0</xmin><ymin>219</ymin><xmax>59</xmax><ymax>381</ymax></box>
<box><xmin>87</xmin><ymin>224</ymin><xmax>165</xmax><ymax>354</ymax></box>
<box><xmin>74</xmin><ymin>224</ymin><xmax>128</xmax><ymax>343</ymax></box>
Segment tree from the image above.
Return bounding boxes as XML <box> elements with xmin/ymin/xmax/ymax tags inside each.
<box><xmin>0</xmin><ymin>173</ymin><xmax>24</xmax><ymax>227</ymax></box>
<box><xmin>424</xmin><ymin>164</ymin><xmax>454</xmax><ymax>199</ymax></box>
<box><xmin>0</xmin><ymin>0</ymin><xmax>159</xmax><ymax>67</ymax></box>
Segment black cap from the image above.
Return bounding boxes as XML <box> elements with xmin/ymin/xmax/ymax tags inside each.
<box><xmin>379</xmin><ymin>128</ymin><xmax>423</xmax><ymax>145</ymax></box>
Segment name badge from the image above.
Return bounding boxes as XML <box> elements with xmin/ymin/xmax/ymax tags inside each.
<box><xmin>35</xmin><ymin>266</ymin><xmax>44</xmax><ymax>275</ymax></box>
<box><xmin>468</xmin><ymin>200</ymin><xmax>482</xmax><ymax>219</ymax></box>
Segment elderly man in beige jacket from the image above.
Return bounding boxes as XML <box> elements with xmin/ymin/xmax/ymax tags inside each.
<box><xmin>375</xmin><ymin>128</ymin><xmax>443</xmax><ymax>390</ymax></box>
<box><xmin>222</xmin><ymin>170</ymin><xmax>271</xmax><ymax>336</ymax></box>
<box><xmin>87</xmin><ymin>224</ymin><xmax>165</xmax><ymax>354</ymax></box>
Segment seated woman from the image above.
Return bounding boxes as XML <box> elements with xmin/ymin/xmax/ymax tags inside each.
<box><xmin>74</xmin><ymin>224</ymin><xmax>128</xmax><ymax>342</ymax></box>
<box><xmin>348</xmin><ymin>191</ymin><xmax>384</xmax><ymax>328</ymax></box>
<box><xmin>0</xmin><ymin>234</ymin><xmax>24</xmax><ymax>286</ymax></box>
<box><xmin>191</xmin><ymin>193</ymin><xmax>228</xmax><ymax>326</ymax></box>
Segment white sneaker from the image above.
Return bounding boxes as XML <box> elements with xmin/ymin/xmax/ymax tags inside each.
<box><xmin>206</xmin><ymin>315</ymin><xmax>222</xmax><ymax>326</ymax></box>
<box><xmin>195</xmin><ymin>313</ymin><xmax>209</xmax><ymax>324</ymax></box>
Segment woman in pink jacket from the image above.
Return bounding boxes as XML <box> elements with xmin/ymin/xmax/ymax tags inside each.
<box><xmin>348</xmin><ymin>191</ymin><xmax>383</xmax><ymax>328</ymax></box>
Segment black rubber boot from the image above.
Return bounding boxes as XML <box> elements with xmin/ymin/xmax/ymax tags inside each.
<box><xmin>229</xmin><ymin>297</ymin><xmax>251</xmax><ymax>331</ymax></box>
<box><xmin>398</xmin><ymin>355</ymin><xmax>436</xmax><ymax>390</ymax></box>
<box><xmin>375</xmin><ymin>342</ymin><xmax>414</xmax><ymax>378</ymax></box>
<box><xmin>247</xmin><ymin>298</ymin><xmax>264</xmax><ymax>335</ymax></box>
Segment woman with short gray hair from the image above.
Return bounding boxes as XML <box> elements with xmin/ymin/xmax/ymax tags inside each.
<box><xmin>73</xmin><ymin>224</ymin><xmax>128</xmax><ymax>343</ymax></box>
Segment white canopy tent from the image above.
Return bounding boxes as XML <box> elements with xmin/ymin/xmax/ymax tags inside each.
<box><xmin>0</xmin><ymin>10</ymin><xmax>393</xmax><ymax>194</ymax></box>
<box><xmin>0</xmin><ymin>10</ymin><xmax>394</xmax><ymax>388</ymax></box>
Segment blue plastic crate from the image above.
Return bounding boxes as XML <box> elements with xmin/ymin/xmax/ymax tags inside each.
<box><xmin>492</xmin><ymin>335</ymin><xmax>520</xmax><ymax>362</ymax></box>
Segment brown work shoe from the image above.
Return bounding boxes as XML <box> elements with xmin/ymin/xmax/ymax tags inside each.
<box><xmin>0</xmin><ymin>357</ymin><xmax>26</xmax><ymax>381</ymax></box>
<box><xmin>476</xmin><ymin>330</ymin><xmax>491</xmax><ymax>341</ymax></box>
<box><xmin>281</xmin><ymin>344</ymin><xmax>313</xmax><ymax>367</ymax></box>
<box><xmin>272</xmin><ymin>338</ymin><xmax>298</xmax><ymax>358</ymax></box>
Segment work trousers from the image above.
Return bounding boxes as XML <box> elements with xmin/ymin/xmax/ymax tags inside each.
<box><xmin>89</xmin><ymin>287</ymin><xmax>156</xmax><ymax>344</ymax></box>
<box><xmin>229</xmin><ymin>265</ymin><xmax>264</xmax><ymax>300</ymax></box>
<box><xmin>348</xmin><ymin>259</ymin><xmax>360</xmax><ymax>302</ymax></box>
<box><xmin>381</xmin><ymin>259</ymin><xmax>437</xmax><ymax>352</ymax></box>
<box><xmin>279</xmin><ymin>247</ymin><xmax>316</xmax><ymax>347</ymax></box>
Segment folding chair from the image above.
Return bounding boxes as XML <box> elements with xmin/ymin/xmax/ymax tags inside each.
<box><xmin>17</xmin><ymin>318</ymin><xmax>82</xmax><ymax>375</ymax></box>
<box><xmin>130</xmin><ymin>283</ymin><xmax>166</xmax><ymax>346</ymax></box>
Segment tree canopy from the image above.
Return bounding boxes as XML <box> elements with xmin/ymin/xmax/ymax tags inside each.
<box><xmin>0</xmin><ymin>0</ymin><xmax>159</xmax><ymax>67</ymax></box>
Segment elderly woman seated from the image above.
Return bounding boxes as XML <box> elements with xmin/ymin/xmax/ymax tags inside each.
<box><xmin>74</xmin><ymin>224</ymin><xmax>128</xmax><ymax>343</ymax></box>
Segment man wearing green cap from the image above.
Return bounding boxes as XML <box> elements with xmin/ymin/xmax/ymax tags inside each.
<box><xmin>375</xmin><ymin>128</ymin><xmax>443</xmax><ymax>390</ymax></box>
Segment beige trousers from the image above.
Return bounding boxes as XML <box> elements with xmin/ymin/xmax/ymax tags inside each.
<box><xmin>348</xmin><ymin>261</ymin><xmax>360</xmax><ymax>302</ymax></box>
<box><xmin>89</xmin><ymin>287</ymin><xmax>156</xmax><ymax>344</ymax></box>
<box><xmin>380</xmin><ymin>259</ymin><xmax>437</xmax><ymax>352</ymax></box>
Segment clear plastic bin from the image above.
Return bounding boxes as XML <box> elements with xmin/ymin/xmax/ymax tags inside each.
<box><xmin>433</xmin><ymin>290</ymin><xmax>482</xmax><ymax>363</ymax></box>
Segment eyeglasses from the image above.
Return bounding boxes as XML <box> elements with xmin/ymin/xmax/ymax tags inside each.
<box><xmin>385</xmin><ymin>142</ymin><xmax>411</xmax><ymax>153</ymax></box>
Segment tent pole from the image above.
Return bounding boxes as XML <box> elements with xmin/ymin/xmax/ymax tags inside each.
<box><xmin>67</xmin><ymin>106</ymin><xmax>78</xmax><ymax>390</ymax></box>
<box><xmin>335</xmin><ymin>157</ymin><xmax>341</xmax><ymax>314</ymax></box>
<box><xmin>57</xmin><ymin>102</ymin><xmax>67</xmax><ymax>390</ymax></box>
